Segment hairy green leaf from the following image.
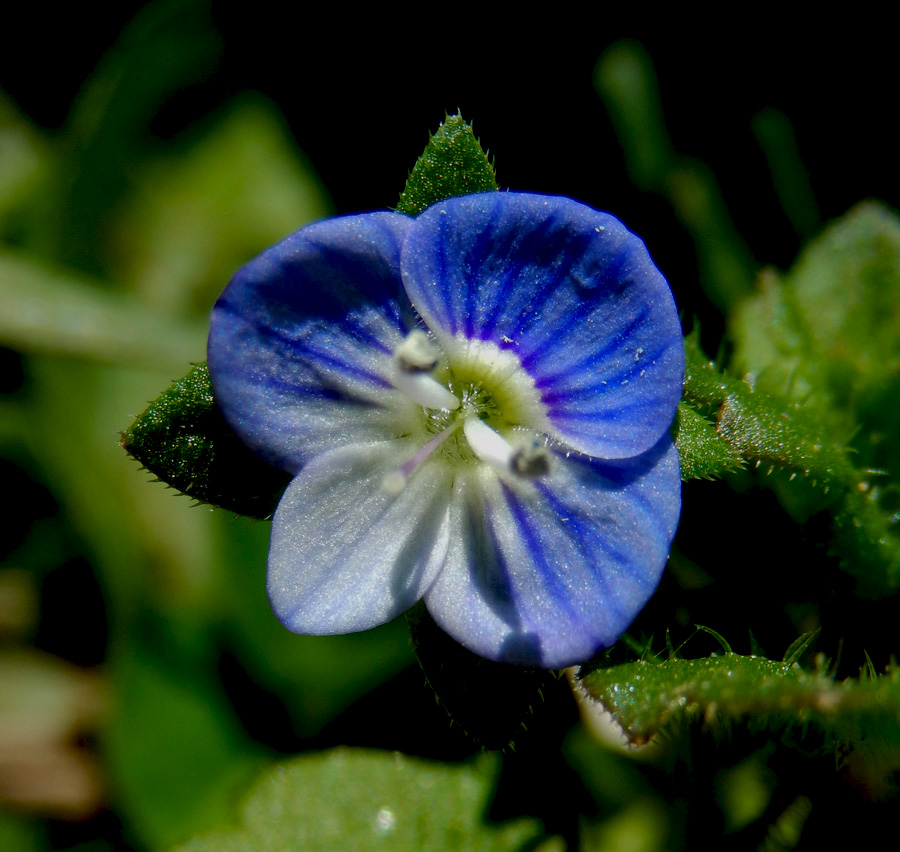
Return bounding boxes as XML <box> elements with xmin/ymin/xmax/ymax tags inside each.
<box><xmin>678</xmin><ymin>333</ymin><xmax>851</xmax><ymax>485</ymax></box>
<box><xmin>120</xmin><ymin>363</ymin><xmax>290</xmax><ymax>519</ymax></box>
<box><xmin>396</xmin><ymin>113</ymin><xmax>498</xmax><ymax>216</ymax></box>
<box><xmin>578</xmin><ymin>653</ymin><xmax>900</xmax><ymax>754</ymax></box>
<box><xmin>672</xmin><ymin>401</ymin><xmax>743</xmax><ymax>480</ymax></box>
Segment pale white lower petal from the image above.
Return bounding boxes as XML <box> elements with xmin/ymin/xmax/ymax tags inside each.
<box><xmin>268</xmin><ymin>442</ymin><xmax>452</xmax><ymax>634</ymax></box>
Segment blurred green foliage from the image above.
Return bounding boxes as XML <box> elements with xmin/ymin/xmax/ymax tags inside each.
<box><xmin>171</xmin><ymin>750</ymin><xmax>559</xmax><ymax>852</ymax></box>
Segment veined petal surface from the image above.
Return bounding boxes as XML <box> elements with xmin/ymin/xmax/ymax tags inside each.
<box><xmin>209</xmin><ymin>212</ymin><xmax>415</xmax><ymax>473</ymax></box>
<box><xmin>401</xmin><ymin>193</ymin><xmax>684</xmax><ymax>459</ymax></box>
<box><xmin>423</xmin><ymin>435</ymin><xmax>680</xmax><ymax>668</ymax></box>
<box><xmin>268</xmin><ymin>442</ymin><xmax>453</xmax><ymax>634</ymax></box>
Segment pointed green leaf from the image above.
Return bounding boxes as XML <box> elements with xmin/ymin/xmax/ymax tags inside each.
<box><xmin>396</xmin><ymin>113</ymin><xmax>498</xmax><ymax>216</ymax></box>
<box><xmin>120</xmin><ymin>363</ymin><xmax>290</xmax><ymax>519</ymax></box>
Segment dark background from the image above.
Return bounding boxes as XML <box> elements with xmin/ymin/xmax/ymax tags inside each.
<box><xmin>5</xmin><ymin>14</ymin><xmax>896</xmax><ymax>307</ymax></box>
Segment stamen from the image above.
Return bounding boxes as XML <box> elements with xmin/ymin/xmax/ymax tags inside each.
<box><xmin>392</xmin><ymin>330</ymin><xmax>460</xmax><ymax>410</ymax></box>
<box><xmin>464</xmin><ymin>417</ymin><xmax>552</xmax><ymax>480</ymax></box>
<box><xmin>392</xmin><ymin>369</ymin><xmax>460</xmax><ymax>410</ymax></box>
<box><xmin>382</xmin><ymin>421</ymin><xmax>462</xmax><ymax>494</ymax></box>
<box><xmin>463</xmin><ymin>416</ymin><xmax>514</xmax><ymax>472</ymax></box>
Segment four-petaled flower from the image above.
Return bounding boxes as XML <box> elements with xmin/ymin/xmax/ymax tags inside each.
<box><xmin>208</xmin><ymin>192</ymin><xmax>683</xmax><ymax>668</ymax></box>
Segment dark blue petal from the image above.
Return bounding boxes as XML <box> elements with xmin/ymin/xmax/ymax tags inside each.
<box><xmin>208</xmin><ymin>212</ymin><xmax>415</xmax><ymax>473</ymax></box>
<box><xmin>424</xmin><ymin>434</ymin><xmax>680</xmax><ymax>667</ymax></box>
<box><xmin>402</xmin><ymin>193</ymin><xmax>683</xmax><ymax>459</ymax></box>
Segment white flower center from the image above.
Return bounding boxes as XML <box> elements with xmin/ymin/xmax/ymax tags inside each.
<box><xmin>384</xmin><ymin>329</ymin><xmax>552</xmax><ymax>492</ymax></box>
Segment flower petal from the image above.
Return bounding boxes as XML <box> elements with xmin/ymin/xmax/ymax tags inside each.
<box><xmin>208</xmin><ymin>212</ymin><xmax>416</xmax><ymax>473</ymax></box>
<box><xmin>423</xmin><ymin>435</ymin><xmax>680</xmax><ymax>667</ymax></box>
<box><xmin>268</xmin><ymin>442</ymin><xmax>452</xmax><ymax>634</ymax></box>
<box><xmin>401</xmin><ymin>193</ymin><xmax>683</xmax><ymax>459</ymax></box>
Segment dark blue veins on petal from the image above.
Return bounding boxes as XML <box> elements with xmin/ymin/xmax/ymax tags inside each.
<box><xmin>462</xmin><ymin>199</ymin><xmax>559</xmax><ymax>340</ymax></box>
<box><xmin>522</xmin><ymin>300</ymin><xmax>651</xmax><ymax>379</ymax></box>
<box><xmin>547</xmin><ymin>394</ymin><xmax>658</xmax><ymax>426</ymax></box>
<box><xmin>208</xmin><ymin>212</ymin><xmax>416</xmax><ymax>472</ymax></box>
<box><xmin>214</xmin><ymin>300</ymin><xmax>394</xmax><ymax>392</ymax></box>
<box><xmin>252</xmin><ymin>220</ymin><xmax>411</xmax><ymax>323</ymax></box>
<box><xmin>460</xmin><ymin>487</ymin><xmax>523</xmax><ymax>631</ymax></box>
<box><xmin>500</xmin><ymin>484</ymin><xmax>596</xmax><ymax>624</ymax></box>
<box><xmin>539</xmin><ymin>341</ymin><xmax>670</xmax><ymax>406</ymax></box>
<box><xmin>476</xmin><ymin>224</ymin><xmax>595</xmax><ymax>345</ymax></box>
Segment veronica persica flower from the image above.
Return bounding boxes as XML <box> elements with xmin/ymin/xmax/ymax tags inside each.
<box><xmin>208</xmin><ymin>192</ymin><xmax>683</xmax><ymax>668</ymax></box>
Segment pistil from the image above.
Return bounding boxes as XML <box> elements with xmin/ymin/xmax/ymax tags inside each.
<box><xmin>382</xmin><ymin>420</ymin><xmax>462</xmax><ymax>494</ymax></box>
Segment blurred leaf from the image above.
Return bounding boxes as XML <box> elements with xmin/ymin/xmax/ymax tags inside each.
<box><xmin>112</xmin><ymin>95</ymin><xmax>330</xmax><ymax>317</ymax></box>
<box><xmin>578</xmin><ymin>653</ymin><xmax>900</xmax><ymax>755</ymax></box>
<box><xmin>730</xmin><ymin>204</ymin><xmax>900</xmax><ymax>591</ymax></box>
<box><xmin>733</xmin><ymin>202</ymin><xmax>900</xmax><ymax>438</ymax></box>
<box><xmin>0</xmin><ymin>250</ymin><xmax>205</xmax><ymax>368</ymax></box>
<box><xmin>396</xmin><ymin>113</ymin><xmax>498</xmax><ymax>216</ymax></box>
<box><xmin>716</xmin><ymin>747</ymin><xmax>776</xmax><ymax>832</ymax></box>
<box><xmin>0</xmin><ymin>90</ymin><xmax>47</xmax><ymax>241</ymax></box>
<box><xmin>751</xmin><ymin>108</ymin><xmax>820</xmax><ymax>239</ymax></box>
<box><xmin>0</xmin><ymin>815</ymin><xmax>40</xmax><ymax>852</ymax></box>
<box><xmin>591</xmin><ymin>40</ymin><xmax>673</xmax><ymax>191</ymax></box>
<box><xmin>170</xmin><ymin>749</ymin><xmax>556</xmax><ymax>852</ymax></box>
<box><xmin>121</xmin><ymin>363</ymin><xmax>290</xmax><ymax>519</ymax></box>
<box><xmin>107</xmin><ymin>639</ymin><xmax>265</xmax><ymax>851</ymax></box>
<box><xmin>17</xmin><ymin>356</ymin><xmax>267</xmax><ymax>848</ymax></box>
<box><xmin>595</xmin><ymin>41</ymin><xmax>757</xmax><ymax>309</ymax></box>
<box><xmin>580</xmin><ymin>799</ymin><xmax>669</xmax><ymax>852</ymax></box>
<box><xmin>45</xmin><ymin>0</ymin><xmax>222</xmax><ymax>273</ymax></box>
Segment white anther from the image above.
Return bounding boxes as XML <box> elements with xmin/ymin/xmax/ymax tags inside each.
<box><xmin>391</xmin><ymin>330</ymin><xmax>459</xmax><ymax>410</ymax></box>
<box><xmin>394</xmin><ymin>329</ymin><xmax>440</xmax><ymax>372</ymax></box>
<box><xmin>463</xmin><ymin>416</ymin><xmax>514</xmax><ymax>472</ymax></box>
<box><xmin>392</xmin><ymin>368</ymin><xmax>460</xmax><ymax>410</ymax></box>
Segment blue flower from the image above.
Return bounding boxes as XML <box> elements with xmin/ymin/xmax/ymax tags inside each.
<box><xmin>208</xmin><ymin>192</ymin><xmax>683</xmax><ymax>668</ymax></box>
